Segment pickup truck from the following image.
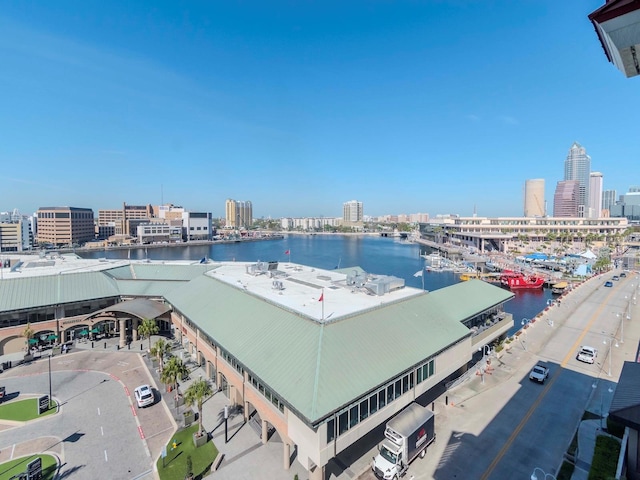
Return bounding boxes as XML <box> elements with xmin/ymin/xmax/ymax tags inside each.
<box><xmin>529</xmin><ymin>364</ymin><xmax>549</xmax><ymax>383</ymax></box>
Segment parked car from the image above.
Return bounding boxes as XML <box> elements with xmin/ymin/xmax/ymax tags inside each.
<box><xmin>577</xmin><ymin>346</ymin><xmax>598</xmax><ymax>364</ymax></box>
<box><xmin>529</xmin><ymin>364</ymin><xmax>549</xmax><ymax>383</ymax></box>
<box><xmin>604</xmin><ymin>281</ymin><xmax>613</xmax><ymax>287</ymax></box>
<box><xmin>134</xmin><ymin>385</ymin><xmax>154</xmax><ymax>408</ymax></box>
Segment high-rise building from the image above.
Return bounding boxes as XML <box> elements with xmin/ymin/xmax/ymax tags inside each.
<box><xmin>553</xmin><ymin>180</ymin><xmax>580</xmax><ymax>217</ymax></box>
<box><xmin>225</xmin><ymin>199</ymin><xmax>253</xmax><ymax>229</ymax></box>
<box><xmin>588</xmin><ymin>172</ymin><xmax>604</xmax><ymax>218</ymax></box>
<box><xmin>524</xmin><ymin>179</ymin><xmax>545</xmax><ymax>217</ymax></box>
<box><xmin>343</xmin><ymin>200</ymin><xmax>363</xmax><ymax>224</ymax></box>
<box><xmin>564</xmin><ymin>142</ymin><xmax>591</xmax><ymax>217</ymax></box>
<box><xmin>602</xmin><ymin>189</ymin><xmax>617</xmax><ymax>213</ymax></box>
<box><xmin>610</xmin><ymin>186</ymin><xmax>640</xmax><ymax>221</ymax></box>
<box><xmin>36</xmin><ymin>206</ymin><xmax>95</xmax><ymax>246</ymax></box>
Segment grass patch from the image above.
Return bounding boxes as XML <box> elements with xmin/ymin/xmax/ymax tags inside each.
<box><xmin>0</xmin><ymin>398</ymin><xmax>58</xmax><ymax>421</ymax></box>
<box><xmin>157</xmin><ymin>424</ymin><xmax>218</xmax><ymax>480</ymax></box>
<box><xmin>589</xmin><ymin>435</ymin><xmax>621</xmax><ymax>480</ymax></box>
<box><xmin>0</xmin><ymin>454</ymin><xmax>57</xmax><ymax>480</ymax></box>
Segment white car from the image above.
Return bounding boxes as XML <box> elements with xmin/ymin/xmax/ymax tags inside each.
<box><xmin>134</xmin><ymin>385</ymin><xmax>154</xmax><ymax>408</ymax></box>
<box><xmin>577</xmin><ymin>346</ymin><xmax>598</xmax><ymax>364</ymax></box>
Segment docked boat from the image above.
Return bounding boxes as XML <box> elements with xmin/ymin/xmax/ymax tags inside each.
<box><xmin>551</xmin><ymin>281</ymin><xmax>568</xmax><ymax>295</ymax></box>
<box><xmin>506</xmin><ymin>274</ymin><xmax>545</xmax><ymax>290</ymax></box>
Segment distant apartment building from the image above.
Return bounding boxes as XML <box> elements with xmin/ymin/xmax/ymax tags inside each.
<box><xmin>156</xmin><ymin>204</ymin><xmax>185</xmax><ymax>222</ymax></box>
<box><xmin>98</xmin><ymin>203</ymin><xmax>153</xmax><ymax>236</ymax></box>
<box><xmin>610</xmin><ymin>186</ymin><xmax>640</xmax><ymax>221</ymax></box>
<box><xmin>225</xmin><ymin>199</ymin><xmax>253</xmax><ymax>229</ymax></box>
<box><xmin>564</xmin><ymin>142</ymin><xmax>591</xmax><ymax>217</ymax></box>
<box><xmin>343</xmin><ymin>200</ymin><xmax>363</xmax><ymax>225</ymax></box>
<box><xmin>36</xmin><ymin>206</ymin><xmax>95</xmax><ymax>246</ymax></box>
<box><xmin>281</xmin><ymin>217</ymin><xmax>340</xmax><ymax>231</ymax></box>
<box><xmin>0</xmin><ymin>213</ymin><xmax>31</xmax><ymax>252</ymax></box>
<box><xmin>524</xmin><ymin>179</ymin><xmax>545</xmax><ymax>217</ymax></box>
<box><xmin>409</xmin><ymin>213</ymin><xmax>430</xmax><ymax>223</ymax></box>
<box><xmin>588</xmin><ymin>172</ymin><xmax>604</xmax><ymax>218</ymax></box>
<box><xmin>136</xmin><ymin>222</ymin><xmax>183</xmax><ymax>244</ymax></box>
<box><xmin>602</xmin><ymin>189</ymin><xmax>617</xmax><ymax>213</ymax></box>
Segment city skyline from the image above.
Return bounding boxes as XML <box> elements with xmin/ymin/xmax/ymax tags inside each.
<box><xmin>1</xmin><ymin>1</ymin><xmax>638</xmax><ymax>218</ymax></box>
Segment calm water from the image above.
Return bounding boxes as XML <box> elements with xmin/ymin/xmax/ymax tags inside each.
<box><xmin>80</xmin><ymin>235</ymin><xmax>553</xmax><ymax>335</ymax></box>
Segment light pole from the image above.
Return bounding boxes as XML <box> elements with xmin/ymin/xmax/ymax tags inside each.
<box><xmin>48</xmin><ymin>355</ymin><xmax>52</xmax><ymax>409</ymax></box>
<box><xmin>603</xmin><ymin>335</ymin><xmax>619</xmax><ymax>377</ymax></box>
<box><xmin>531</xmin><ymin>467</ymin><xmax>557</xmax><ymax>480</ymax></box>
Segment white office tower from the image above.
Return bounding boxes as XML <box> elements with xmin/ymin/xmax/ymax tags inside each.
<box><xmin>524</xmin><ymin>179</ymin><xmax>545</xmax><ymax>217</ymax></box>
<box><xmin>343</xmin><ymin>200</ymin><xmax>363</xmax><ymax>223</ymax></box>
<box><xmin>589</xmin><ymin>172</ymin><xmax>604</xmax><ymax>218</ymax></box>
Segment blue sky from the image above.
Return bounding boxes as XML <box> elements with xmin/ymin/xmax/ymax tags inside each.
<box><xmin>1</xmin><ymin>1</ymin><xmax>637</xmax><ymax>219</ymax></box>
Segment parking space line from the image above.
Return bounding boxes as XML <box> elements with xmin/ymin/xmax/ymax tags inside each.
<box><xmin>104</xmin><ymin>449</ymin><xmax>108</xmax><ymax>462</ymax></box>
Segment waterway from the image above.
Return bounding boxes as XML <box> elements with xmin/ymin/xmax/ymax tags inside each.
<box><xmin>79</xmin><ymin>234</ymin><xmax>553</xmax><ymax>335</ymax></box>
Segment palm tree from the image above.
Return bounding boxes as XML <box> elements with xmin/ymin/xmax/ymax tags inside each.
<box><xmin>161</xmin><ymin>356</ymin><xmax>190</xmax><ymax>410</ymax></box>
<box><xmin>184</xmin><ymin>378</ymin><xmax>213</xmax><ymax>437</ymax></box>
<box><xmin>23</xmin><ymin>322</ymin><xmax>35</xmax><ymax>351</ymax></box>
<box><xmin>138</xmin><ymin>318</ymin><xmax>159</xmax><ymax>351</ymax></box>
<box><xmin>150</xmin><ymin>338</ymin><xmax>172</xmax><ymax>372</ymax></box>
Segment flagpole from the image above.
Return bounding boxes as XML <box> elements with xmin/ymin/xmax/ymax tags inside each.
<box><xmin>322</xmin><ymin>289</ymin><xmax>325</xmax><ymax>321</ymax></box>
<box><xmin>422</xmin><ymin>269</ymin><xmax>425</xmax><ymax>291</ymax></box>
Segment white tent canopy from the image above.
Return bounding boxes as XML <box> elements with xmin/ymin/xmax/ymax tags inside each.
<box><xmin>579</xmin><ymin>249</ymin><xmax>597</xmax><ymax>259</ymax></box>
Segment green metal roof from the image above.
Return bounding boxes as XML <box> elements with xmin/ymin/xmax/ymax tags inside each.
<box><xmin>129</xmin><ymin>263</ymin><xmax>216</xmax><ymax>281</ymax></box>
<box><xmin>117</xmin><ymin>279</ymin><xmax>190</xmax><ymax>298</ymax></box>
<box><xmin>0</xmin><ymin>272</ymin><xmax>119</xmax><ymax>312</ymax></box>
<box><xmin>166</xmin><ymin>274</ymin><xmax>512</xmax><ymax>424</ymax></box>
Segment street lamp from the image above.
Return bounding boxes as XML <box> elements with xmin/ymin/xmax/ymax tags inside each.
<box><xmin>531</xmin><ymin>467</ymin><xmax>557</xmax><ymax>480</ymax></box>
<box><xmin>603</xmin><ymin>336</ymin><xmax>620</xmax><ymax>377</ymax></box>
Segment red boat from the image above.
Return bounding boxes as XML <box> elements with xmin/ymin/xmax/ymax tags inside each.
<box><xmin>506</xmin><ymin>274</ymin><xmax>545</xmax><ymax>290</ymax></box>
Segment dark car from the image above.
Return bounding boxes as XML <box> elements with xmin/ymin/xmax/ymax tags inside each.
<box><xmin>604</xmin><ymin>281</ymin><xmax>613</xmax><ymax>287</ymax></box>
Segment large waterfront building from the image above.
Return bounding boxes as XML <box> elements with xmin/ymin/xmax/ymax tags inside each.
<box><xmin>36</xmin><ymin>207</ymin><xmax>95</xmax><ymax>247</ymax></box>
<box><xmin>420</xmin><ymin>215</ymin><xmax>629</xmax><ymax>253</ymax></box>
<box><xmin>225</xmin><ymin>199</ymin><xmax>253</xmax><ymax>229</ymax></box>
<box><xmin>553</xmin><ymin>180</ymin><xmax>580</xmax><ymax>217</ymax></box>
<box><xmin>343</xmin><ymin>200</ymin><xmax>363</xmax><ymax>226</ymax></box>
<box><xmin>564</xmin><ymin>142</ymin><xmax>591</xmax><ymax>217</ymax></box>
<box><xmin>523</xmin><ymin>179</ymin><xmax>545</xmax><ymax>217</ymax></box>
<box><xmin>181</xmin><ymin>212</ymin><xmax>213</xmax><ymax>241</ymax></box>
<box><xmin>281</xmin><ymin>217</ymin><xmax>341</xmax><ymax>231</ymax></box>
<box><xmin>0</xmin><ymin>255</ymin><xmax>514</xmax><ymax>479</ymax></box>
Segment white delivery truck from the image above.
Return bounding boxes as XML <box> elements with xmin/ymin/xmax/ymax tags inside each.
<box><xmin>372</xmin><ymin>402</ymin><xmax>436</xmax><ymax>480</ymax></box>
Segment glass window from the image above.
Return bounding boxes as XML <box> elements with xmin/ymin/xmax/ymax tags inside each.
<box><xmin>349</xmin><ymin>405</ymin><xmax>358</xmax><ymax>428</ymax></box>
<box><xmin>429</xmin><ymin>360</ymin><xmax>434</xmax><ymax>377</ymax></box>
<box><xmin>338</xmin><ymin>412</ymin><xmax>348</xmax><ymax>435</ymax></box>
<box><xmin>378</xmin><ymin>390</ymin><xmax>386</xmax><ymax>409</ymax></box>
<box><xmin>359</xmin><ymin>399</ymin><xmax>369</xmax><ymax>421</ymax></box>
<box><xmin>387</xmin><ymin>385</ymin><xmax>394</xmax><ymax>404</ymax></box>
<box><xmin>327</xmin><ymin>419</ymin><xmax>335</xmax><ymax>443</ymax></box>
<box><xmin>370</xmin><ymin>394</ymin><xmax>378</xmax><ymax>414</ymax></box>
<box><xmin>402</xmin><ymin>376</ymin><xmax>409</xmax><ymax>393</ymax></box>
<box><xmin>394</xmin><ymin>380</ymin><xmax>401</xmax><ymax>399</ymax></box>
<box><xmin>422</xmin><ymin>364</ymin><xmax>428</xmax><ymax>380</ymax></box>
<box><xmin>409</xmin><ymin>373</ymin><xmax>414</xmax><ymax>389</ymax></box>
<box><xmin>417</xmin><ymin>367</ymin><xmax>423</xmax><ymax>384</ymax></box>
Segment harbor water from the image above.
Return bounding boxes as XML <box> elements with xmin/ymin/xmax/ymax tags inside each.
<box><xmin>79</xmin><ymin>234</ymin><xmax>553</xmax><ymax>335</ymax></box>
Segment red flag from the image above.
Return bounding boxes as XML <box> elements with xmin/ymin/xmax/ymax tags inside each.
<box><xmin>318</xmin><ymin>293</ymin><xmax>324</xmax><ymax>302</ymax></box>
<box><xmin>284</xmin><ymin>250</ymin><xmax>290</xmax><ymax>255</ymax></box>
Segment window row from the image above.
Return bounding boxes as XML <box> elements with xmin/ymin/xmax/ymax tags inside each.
<box><xmin>326</xmin><ymin>359</ymin><xmax>435</xmax><ymax>443</ymax></box>
<box><xmin>248</xmin><ymin>374</ymin><xmax>285</xmax><ymax>413</ymax></box>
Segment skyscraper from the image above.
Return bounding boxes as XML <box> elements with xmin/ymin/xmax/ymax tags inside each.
<box><xmin>524</xmin><ymin>179</ymin><xmax>545</xmax><ymax>217</ymax></box>
<box><xmin>553</xmin><ymin>180</ymin><xmax>580</xmax><ymax>217</ymax></box>
<box><xmin>602</xmin><ymin>189</ymin><xmax>617</xmax><ymax>213</ymax></box>
<box><xmin>225</xmin><ymin>199</ymin><xmax>253</xmax><ymax>229</ymax></box>
<box><xmin>588</xmin><ymin>172</ymin><xmax>603</xmax><ymax>218</ymax></box>
<box><xmin>564</xmin><ymin>142</ymin><xmax>591</xmax><ymax>217</ymax></box>
<box><xmin>343</xmin><ymin>200</ymin><xmax>363</xmax><ymax>224</ymax></box>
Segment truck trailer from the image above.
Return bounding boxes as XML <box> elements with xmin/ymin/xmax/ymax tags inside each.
<box><xmin>372</xmin><ymin>402</ymin><xmax>435</xmax><ymax>480</ymax></box>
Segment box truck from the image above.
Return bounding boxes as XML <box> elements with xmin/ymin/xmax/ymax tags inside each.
<box><xmin>372</xmin><ymin>402</ymin><xmax>435</xmax><ymax>479</ymax></box>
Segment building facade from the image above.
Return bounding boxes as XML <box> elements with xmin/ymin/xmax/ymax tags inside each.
<box><xmin>589</xmin><ymin>172</ymin><xmax>604</xmax><ymax>218</ymax></box>
<box><xmin>36</xmin><ymin>207</ymin><xmax>95</xmax><ymax>246</ymax></box>
<box><xmin>98</xmin><ymin>203</ymin><xmax>154</xmax><ymax>236</ymax></box>
<box><xmin>553</xmin><ymin>180</ymin><xmax>580</xmax><ymax>217</ymax></box>
<box><xmin>603</xmin><ymin>189</ymin><xmax>617</xmax><ymax>213</ymax></box>
<box><xmin>610</xmin><ymin>186</ymin><xmax>640</xmax><ymax>221</ymax></box>
<box><xmin>343</xmin><ymin>200</ymin><xmax>363</xmax><ymax>224</ymax></box>
<box><xmin>182</xmin><ymin>212</ymin><xmax>213</xmax><ymax>241</ymax></box>
<box><xmin>524</xmin><ymin>179</ymin><xmax>545</xmax><ymax>217</ymax></box>
<box><xmin>564</xmin><ymin>142</ymin><xmax>591</xmax><ymax>217</ymax></box>
<box><xmin>225</xmin><ymin>199</ymin><xmax>253</xmax><ymax>229</ymax></box>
